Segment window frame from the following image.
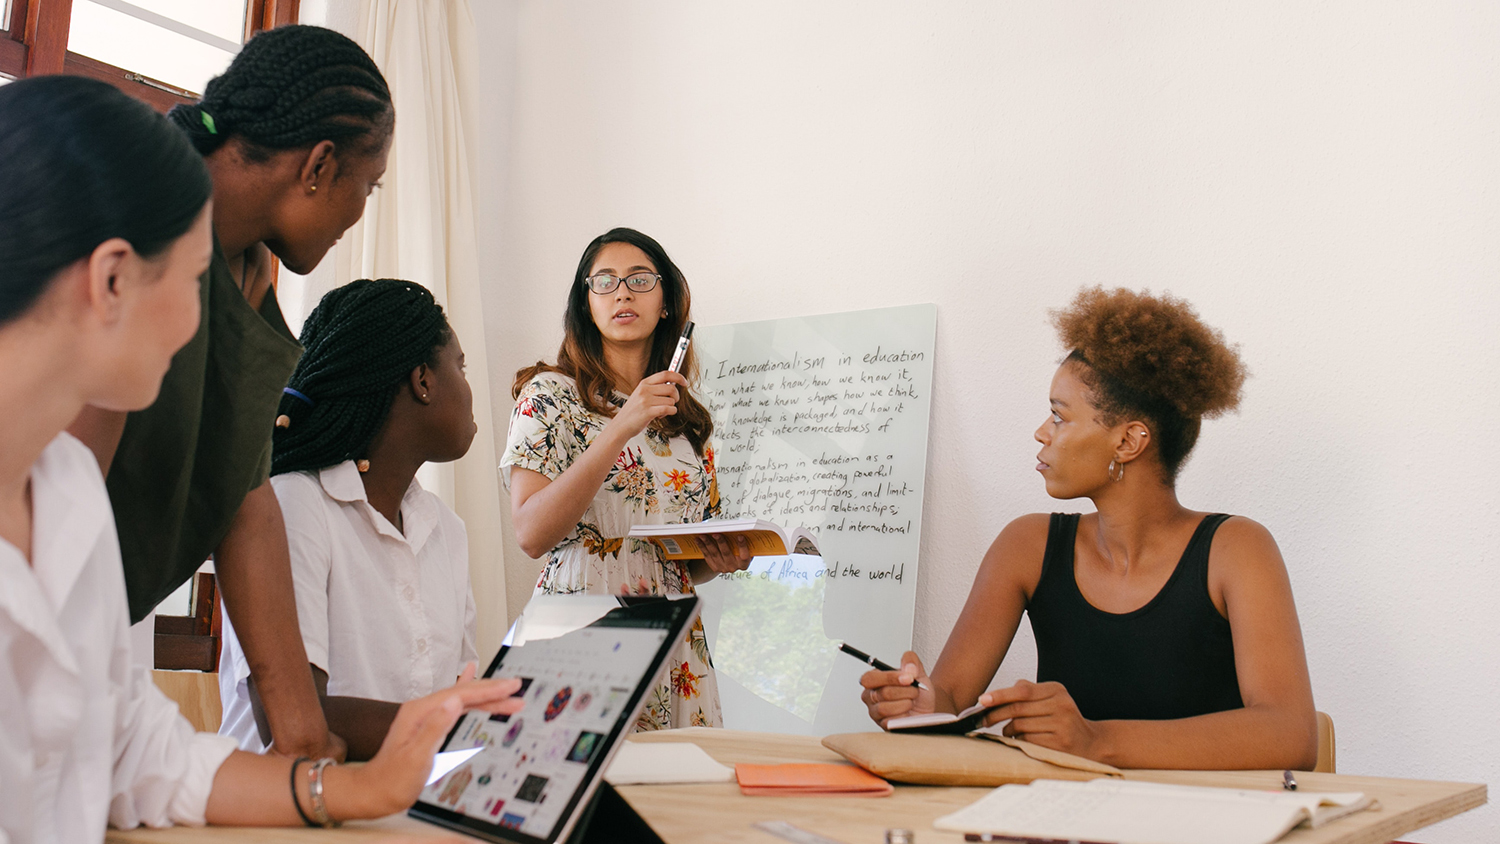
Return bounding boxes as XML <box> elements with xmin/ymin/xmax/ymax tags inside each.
<box><xmin>1</xmin><ymin>0</ymin><xmax>299</xmax><ymax>110</ymax></box>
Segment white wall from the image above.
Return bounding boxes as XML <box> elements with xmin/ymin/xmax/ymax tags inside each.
<box><xmin>465</xmin><ymin>3</ymin><xmax>1498</xmax><ymax>841</ymax></box>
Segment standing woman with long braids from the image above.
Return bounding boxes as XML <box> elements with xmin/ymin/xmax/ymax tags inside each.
<box><xmin>503</xmin><ymin>228</ymin><xmax>751</xmax><ymax>730</ymax></box>
<box><xmin>219</xmin><ymin>279</ymin><xmax>483</xmax><ymax>762</ymax></box>
<box><xmin>0</xmin><ymin>74</ymin><xmax>519</xmax><ymax>843</ymax></box>
<box><xmin>68</xmin><ymin>25</ymin><xmax>394</xmax><ymax>761</ymax></box>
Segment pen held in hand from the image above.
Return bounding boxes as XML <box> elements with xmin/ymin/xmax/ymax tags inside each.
<box><xmin>838</xmin><ymin>642</ymin><xmax>930</xmax><ymax>691</ymax></box>
<box><xmin>667</xmin><ymin>321</ymin><xmax>695</xmax><ymax>373</ymax></box>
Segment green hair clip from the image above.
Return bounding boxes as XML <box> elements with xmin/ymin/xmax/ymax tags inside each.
<box><xmin>200</xmin><ymin>111</ymin><xmax>217</xmax><ymax>135</ymax></box>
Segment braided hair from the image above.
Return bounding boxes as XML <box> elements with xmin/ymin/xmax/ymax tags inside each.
<box><xmin>167</xmin><ymin>24</ymin><xmax>391</xmax><ymax>161</ymax></box>
<box><xmin>273</xmin><ymin>279</ymin><xmax>451</xmax><ymax>476</ymax></box>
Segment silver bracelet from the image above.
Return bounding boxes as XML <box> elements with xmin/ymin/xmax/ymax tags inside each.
<box><xmin>307</xmin><ymin>757</ymin><xmax>341</xmax><ymax>828</ymax></box>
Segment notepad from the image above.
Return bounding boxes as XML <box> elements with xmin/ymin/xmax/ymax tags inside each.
<box><xmin>604</xmin><ymin>741</ymin><xmax>735</xmax><ymax>785</ymax></box>
<box><xmin>885</xmin><ymin>700</ymin><xmax>998</xmax><ymax>733</ymax></box>
<box><xmin>734</xmin><ymin>763</ymin><xmax>894</xmax><ymax>797</ymax></box>
<box><xmin>933</xmin><ymin>778</ymin><xmax>1373</xmax><ymax>844</ymax></box>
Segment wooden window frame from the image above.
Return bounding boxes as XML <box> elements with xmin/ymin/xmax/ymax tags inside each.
<box><xmin>1</xmin><ymin>0</ymin><xmax>298</xmax><ymax>111</ymax></box>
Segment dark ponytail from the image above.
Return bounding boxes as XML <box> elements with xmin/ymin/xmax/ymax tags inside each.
<box><xmin>0</xmin><ymin>76</ymin><xmax>212</xmax><ymax>326</ymax></box>
<box><xmin>168</xmin><ymin>24</ymin><xmax>391</xmax><ymax>160</ymax></box>
<box><xmin>273</xmin><ymin>279</ymin><xmax>451</xmax><ymax>476</ymax></box>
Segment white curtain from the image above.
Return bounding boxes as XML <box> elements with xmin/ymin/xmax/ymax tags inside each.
<box><xmin>309</xmin><ymin>0</ymin><xmax>509</xmax><ymax>657</ymax></box>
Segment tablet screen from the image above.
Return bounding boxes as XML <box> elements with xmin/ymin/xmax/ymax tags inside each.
<box><xmin>412</xmin><ymin>599</ymin><xmax>691</xmax><ymax>843</ymax></box>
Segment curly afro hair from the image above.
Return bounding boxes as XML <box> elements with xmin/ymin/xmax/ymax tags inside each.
<box><xmin>1051</xmin><ymin>286</ymin><xmax>1247</xmax><ymax>483</ymax></box>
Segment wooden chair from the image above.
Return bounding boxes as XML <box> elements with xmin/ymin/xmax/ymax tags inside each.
<box><xmin>153</xmin><ymin>571</ymin><xmax>221</xmax><ymax>671</ymax></box>
<box><xmin>150</xmin><ymin>669</ymin><xmax>223</xmax><ymax>733</ymax></box>
<box><xmin>1315</xmin><ymin>710</ymin><xmax>1336</xmax><ymax>773</ymax></box>
<box><xmin>149</xmin><ymin>570</ymin><xmax>224</xmax><ymax>733</ymax></box>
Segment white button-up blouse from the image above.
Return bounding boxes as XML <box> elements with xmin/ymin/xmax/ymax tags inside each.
<box><xmin>0</xmin><ymin>433</ymin><xmax>237</xmax><ymax>844</ymax></box>
<box><xmin>218</xmin><ymin>461</ymin><xmax>477</xmax><ymax>752</ymax></box>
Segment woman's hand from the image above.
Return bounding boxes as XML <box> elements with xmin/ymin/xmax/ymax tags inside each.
<box><xmin>700</xmin><ymin>533</ymin><xmax>753</xmax><ymax>574</ymax></box>
<box><xmin>859</xmin><ymin>651</ymin><xmax>937</xmax><ymax>729</ymax></box>
<box><xmin>619</xmin><ymin>575</ymin><xmax>653</xmax><ymax>595</ymax></box>
<box><xmin>980</xmin><ymin>679</ymin><xmax>1103</xmax><ymax>759</ymax></box>
<box><xmin>605</xmin><ymin>371</ymin><xmax>688</xmax><ymax>441</ymax></box>
<box><xmin>344</xmin><ymin>665</ymin><xmax>524</xmax><ymax>816</ymax></box>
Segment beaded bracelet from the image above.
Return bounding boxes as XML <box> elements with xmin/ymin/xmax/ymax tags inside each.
<box><xmin>289</xmin><ymin>757</ymin><xmax>317</xmax><ymax>827</ymax></box>
<box><xmin>307</xmin><ymin>757</ymin><xmax>341</xmax><ymax>828</ymax></box>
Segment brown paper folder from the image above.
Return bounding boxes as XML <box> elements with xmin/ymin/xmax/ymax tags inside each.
<box><xmin>821</xmin><ymin>732</ymin><xmax>1122</xmax><ymax>787</ymax></box>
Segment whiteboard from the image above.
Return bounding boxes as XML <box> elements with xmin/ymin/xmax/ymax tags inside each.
<box><xmin>694</xmin><ymin>304</ymin><xmax>937</xmax><ymax>735</ymax></box>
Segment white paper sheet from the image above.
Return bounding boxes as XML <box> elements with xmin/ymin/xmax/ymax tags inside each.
<box><xmin>604</xmin><ymin>742</ymin><xmax>735</xmax><ymax>785</ymax></box>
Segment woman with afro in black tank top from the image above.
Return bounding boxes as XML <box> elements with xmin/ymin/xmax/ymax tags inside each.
<box><xmin>860</xmin><ymin>288</ymin><xmax>1317</xmax><ymax>771</ymax></box>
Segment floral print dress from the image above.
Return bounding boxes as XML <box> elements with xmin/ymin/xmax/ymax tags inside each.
<box><xmin>501</xmin><ymin>372</ymin><xmax>723</xmax><ymax>730</ymax></box>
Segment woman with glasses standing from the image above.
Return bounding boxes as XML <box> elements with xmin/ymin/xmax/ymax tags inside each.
<box><xmin>503</xmin><ymin>228</ymin><xmax>751</xmax><ymax>730</ymax></box>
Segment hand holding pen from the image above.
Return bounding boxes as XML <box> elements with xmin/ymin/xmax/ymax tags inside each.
<box><xmin>846</xmin><ymin>644</ymin><xmax>939</xmax><ymax>729</ymax></box>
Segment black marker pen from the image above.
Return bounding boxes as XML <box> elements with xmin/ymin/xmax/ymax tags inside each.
<box><xmin>839</xmin><ymin>642</ymin><xmax>930</xmax><ymax>690</ymax></box>
<box><xmin>668</xmin><ymin>321</ymin><xmax>695</xmax><ymax>373</ymax></box>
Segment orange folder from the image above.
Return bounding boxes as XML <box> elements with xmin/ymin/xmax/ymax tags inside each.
<box><xmin>734</xmin><ymin>763</ymin><xmax>894</xmax><ymax>797</ymax></box>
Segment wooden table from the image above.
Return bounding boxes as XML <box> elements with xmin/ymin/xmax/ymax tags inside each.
<box><xmin>108</xmin><ymin>728</ymin><xmax>1486</xmax><ymax>844</ymax></box>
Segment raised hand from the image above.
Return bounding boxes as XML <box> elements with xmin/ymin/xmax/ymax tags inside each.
<box><xmin>606</xmin><ymin>370</ymin><xmax>688</xmax><ymax>440</ymax></box>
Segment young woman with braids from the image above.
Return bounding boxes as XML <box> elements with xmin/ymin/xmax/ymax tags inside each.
<box><xmin>0</xmin><ymin>75</ymin><xmax>519</xmax><ymax>842</ymax></box>
<box><xmin>503</xmin><ymin>228</ymin><xmax>752</xmax><ymax>730</ymax></box>
<box><xmin>67</xmin><ymin>24</ymin><xmax>395</xmax><ymax>762</ymax></box>
<box><xmin>860</xmin><ymin>288</ymin><xmax>1318</xmax><ymax>770</ymax></box>
<box><xmin>219</xmin><ymin>279</ymin><xmax>482</xmax><ymax>762</ymax></box>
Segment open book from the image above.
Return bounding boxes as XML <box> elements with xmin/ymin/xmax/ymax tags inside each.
<box><xmin>934</xmin><ymin>778</ymin><xmax>1374</xmax><ymax>844</ymax></box>
<box><xmin>628</xmin><ymin>518</ymin><xmax>821</xmax><ymax>560</ymax></box>
<box><xmin>886</xmin><ymin>701</ymin><xmax>999</xmax><ymax>734</ymax></box>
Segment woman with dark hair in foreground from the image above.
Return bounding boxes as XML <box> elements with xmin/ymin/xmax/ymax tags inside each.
<box><xmin>0</xmin><ymin>76</ymin><xmax>519</xmax><ymax>841</ymax></box>
<box><xmin>861</xmin><ymin>287</ymin><xmax>1317</xmax><ymax>770</ymax></box>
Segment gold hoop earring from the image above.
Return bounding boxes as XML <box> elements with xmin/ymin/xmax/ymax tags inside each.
<box><xmin>1107</xmin><ymin>459</ymin><xmax>1125</xmax><ymax>482</ymax></box>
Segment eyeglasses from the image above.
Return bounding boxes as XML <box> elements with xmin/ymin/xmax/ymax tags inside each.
<box><xmin>584</xmin><ymin>272</ymin><xmax>661</xmax><ymax>295</ymax></box>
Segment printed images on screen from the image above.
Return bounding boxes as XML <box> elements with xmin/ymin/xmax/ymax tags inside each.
<box><xmin>566</xmin><ymin>732</ymin><xmax>605</xmax><ymax>765</ymax></box>
<box><xmin>598</xmin><ymin>687</ymin><xmax>629</xmax><ymax>721</ymax></box>
<box><xmin>544</xmin><ymin>686</ymin><xmax>573</xmax><ymax>722</ymax></box>
<box><xmin>516</xmin><ymin>774</ymin><xmax>549</xmax><ymax>803</ymax></box>
<box><xmin>438</xmin><ymin>766</ymin><xmax>475</xmax><ymax>807</ymax></box>
<box><xmin>502</xmin><ymin>718</ymin><xmax>524</xmax><ymax>748</ymax></box>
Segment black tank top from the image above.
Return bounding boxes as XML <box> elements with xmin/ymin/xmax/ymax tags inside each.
<box><xmin>1027</xmin><ymin>513</ymin><xmax>1243</xmax><ymax>721</ymax></box>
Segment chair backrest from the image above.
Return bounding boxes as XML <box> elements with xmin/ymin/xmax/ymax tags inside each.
<box><xmin>1314</xmin><ymin>710</ymin><xmax>1336</xmax><ymax>773</ymax></box>
<box><xmin>153</xmin><ymin>570</ymin><xmax>222</xmax><ymax>671</ymax></box>
<box><xmin>151</xmin><ymin>669</ymin><xmax>223</xmax><ymax>733</ymax></box>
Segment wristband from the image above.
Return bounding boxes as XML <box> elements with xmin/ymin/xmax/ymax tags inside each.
<box><xmin>307</xmin><ymin>757</ymin><xmax>341</xmax><ymax>828</ymax></box>
<box><xmin>289</xmin><ymin>757</ymin><xmax>316</xmax><ymax>827</ymax></box>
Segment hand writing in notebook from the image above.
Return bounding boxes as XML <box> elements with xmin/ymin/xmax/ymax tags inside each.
<box><xmin>979</xmin><ymin>679</ymin><xmax>1101</xmax><ymax>759</ymax></box>
<box><xmin>858</xmin><ymin>651</ymin><xmax>938</xmax><ymax>729</ymax></box>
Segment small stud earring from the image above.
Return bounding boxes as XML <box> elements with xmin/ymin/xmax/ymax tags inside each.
<box><xmin>357</xmin><ymin>459</ymin><xmax>370</xmax><ymax>473</ymax></box>
<box><xmin>310</xmin><ymin>184</ymin><xmax>317</xmax><ymax>193</ymax></box>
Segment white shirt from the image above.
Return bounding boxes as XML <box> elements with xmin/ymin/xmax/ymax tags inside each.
<box><xmin>219</xmin><ymin>461</ymin><xmax>478</xmax><ymax>751</ymax></box>
<box><xmin>0</xmin><ymin>434</ymin><xmax>237</xmax><ymax>844</ymax></box>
